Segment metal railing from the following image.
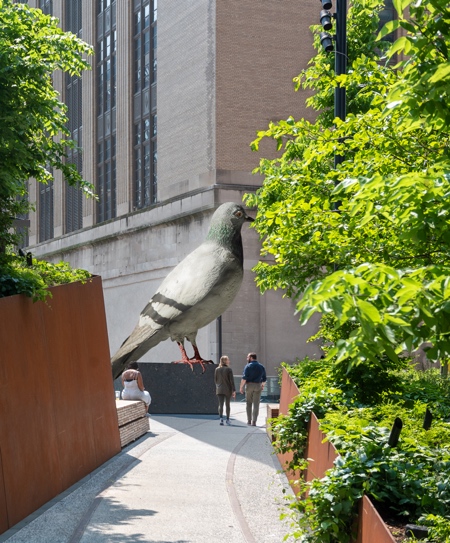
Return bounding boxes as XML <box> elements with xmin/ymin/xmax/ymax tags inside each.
<box><xmin>233</xmin><ymin>376</ymin><xmax>280</xmax><ymax>402</ymax></box>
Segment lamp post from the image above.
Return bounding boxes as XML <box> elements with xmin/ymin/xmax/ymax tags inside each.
<box><xmin>334</xmin><ymin>0</ymin><xmax>347</xmax><ymax>168</ymax></box>
<box><xmin>318</xmin><ymin>0</ymin><xmax>348</xmax><ymax>166</ymax></box>
<box><xmin>334</xmin><ymin>0</ymin><xmax>347</xmax><ymax>120</ymax></box>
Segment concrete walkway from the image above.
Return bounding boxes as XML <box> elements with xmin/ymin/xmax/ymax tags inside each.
<box><xmin>1</xmin><ymin>403</ymin><xmax>295</xmax><ymax>543</ymax></box>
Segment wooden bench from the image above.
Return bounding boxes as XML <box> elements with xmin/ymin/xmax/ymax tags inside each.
<box><xmin>116</xmin><ymin>399</ymin><xmax>149</xmax><ymax>448</ymax></box>
<box><xmin>266</xmin><ymin>403</ymin><xmax>280</xmax><ymax>442</ymax></box>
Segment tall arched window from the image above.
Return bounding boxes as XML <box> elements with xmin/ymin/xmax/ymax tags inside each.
<box><xmin>379</xmin><ymin>0</ymin><xmax>396</xmax><ymax>43</ymax></box>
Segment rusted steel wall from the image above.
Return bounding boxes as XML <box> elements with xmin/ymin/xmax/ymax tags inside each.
<box><xmin>356</xmin><ymin>495</ymin><xmax>396</xmax><ymax>543</ymax></box>
<box><xmin>276</xmin><ymin>371</ymin><xmax>337</xmax><ymax>493</ymax></box>
<box><xmin>0</xmin><ymin>277</ymin><xmax>121</xmax><ymax>535</ymax></box>
<box><xmin>279</xmin><ymin>366</ymin><xmax>300</xmax><ymax>416</ymax></box>
<box><xmin>278</xmin><ymin>368</ymin><xmax>395</xmax><ymax>543</ymax></box>
<box><xmin>304</xmin><ymin>412</ymin><xmax>338</xmax><ymax>482</ymax></box>
<box><xmin>0</xmin><ymin>450</ymin><xmax>7</xmax><ymax>535</ymax></box>
<box><xmin>276</xmin><ymin>367</ymin><xmax>301</xmax><ymax>493</ymax></box>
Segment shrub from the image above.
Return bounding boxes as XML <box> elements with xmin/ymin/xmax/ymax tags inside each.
<box><xmin>0</xmin><ymin>254</ymin><xmax>91</xmax><ymax>302</ymax></box>
<box><xmin>273</xmin><ymin>362</ymin><xmax>450</xmax><ymax>542</ymax></box>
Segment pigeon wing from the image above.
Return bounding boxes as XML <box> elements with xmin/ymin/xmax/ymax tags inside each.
<box><xmin>140</xmin><ymin>240</ymin><xmax>239</xmax><ymax>328</ymax></box>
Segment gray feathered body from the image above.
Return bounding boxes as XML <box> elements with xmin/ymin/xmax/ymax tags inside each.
<box><xmin>111</xmin><ymin>202</ymin><xmax>253</xmax><ymax>378</ymax></box>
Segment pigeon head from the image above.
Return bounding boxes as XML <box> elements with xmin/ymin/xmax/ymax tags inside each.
<box><xmin>207</xmin><ymin>203</ymin><xmax>253</xmax><ymax>240</ymax></box>
<box><xmin>206</xmin><ymin>202</ymin><xmax>253</xmax><ymax>262</ymax></box>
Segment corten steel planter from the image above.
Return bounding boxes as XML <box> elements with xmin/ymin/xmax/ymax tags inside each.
<box><xmin>356</xmin><ymin>495</ymin><xmax>396</xmax><ymax>543</ymax></box>
<box><xmin>275</xmin><ymin>367</ymin><xmax>303</xmax><ymax>493</ymax></box>
<box><xmin>275</xmin><ymin>367</ymin><xmax>395</xmax><ymax>543</ymax></box>
<box><xmin>0</xmin><ymin>276</ymin><xmax>121</xmax><ymax>535</ymax></box>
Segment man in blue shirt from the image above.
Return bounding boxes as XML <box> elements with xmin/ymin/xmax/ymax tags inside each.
<box><xmin>239</xmin><ymin>352</ymin><xmax>267</xmax><ymax>426</ymax></box>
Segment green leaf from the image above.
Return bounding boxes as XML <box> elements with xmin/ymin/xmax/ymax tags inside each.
<box><xmin>392</xmin><ymin>0</ymin><xmax>413</xmax><ymax>15</ymax></box>
<box><xmin>387</xmin><ymin>36</ymin><xmax>411</xmax><ymax>58</ymax></box>
<box><xmin>376</xmin><ymin>19</ymin><xmax>401</xmax><ymax>41</ymax></box>
<box><xmin>428</xmin><ymin>63</ymin><xmax>450</xmax><ymax>84</ymax></box>
<box><xmin>358</xmin><ymin>300</ymin><xmax>382</xmax><ymax>324</ymax></box>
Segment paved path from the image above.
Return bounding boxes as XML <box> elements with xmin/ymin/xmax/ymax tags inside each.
<box><xmin>1</xmin><ymin>403</ymin><xmax>295</xmax><ymax>543</ymax></box>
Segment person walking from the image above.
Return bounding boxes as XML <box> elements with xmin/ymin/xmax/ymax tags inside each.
<box><xmin>240</xmin><ymin>352</ymin><xmax>267</xmax><ymax>426</ymax></box>
<box><xmin>215</xmin><ymin>355</ymin><xmax>236</xmax><ymax>426</ymax></box>
<box><xmin>121</xmin><ymin>361</ymin><xmax>151</xmax><ymax>413</ymax></box>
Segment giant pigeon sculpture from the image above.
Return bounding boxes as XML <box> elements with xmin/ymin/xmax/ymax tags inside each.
<box><xmin>111</xmin><ymin>202</ymin><xmax>254</xmax><ymax>379</ymax></box>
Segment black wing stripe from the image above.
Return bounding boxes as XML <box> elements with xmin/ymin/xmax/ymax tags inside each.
<box><xmin>141</xmin><ymin>292</ymin><xmax>192</xmax><ymax>326</ymax></box>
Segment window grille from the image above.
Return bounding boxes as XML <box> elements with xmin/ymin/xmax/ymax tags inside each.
<box><xmin>38</xmin><ymin>0</ymin><xmax>54</xmax><ymax>242</ymax></box>
<box><xmin>379</xmin><ymin>0</ymin><xmax>396</xmax><ymax>43</ymax></box>
<box><xmin>39</xmin><ymin>0</ymin><xmax>52</xmax><ymax>14</ymax></box>
<box><xmin>133</xmin><ymin>0</ymin><xmax>157</xmax><ymax>209</ymax></box>
<box><xmin>96</xmin><ymin>0</ymin><xmax>117</xmax><ymax>223</ymax></box>
<box><xmin>65</xmin><ymin>0</ymin><xmax>83</xmax><ymax>233</ymax></box>
<box><xmin>39</xmin><ymin>180</ymin><xmax>54</xmax><ymax>242</ymax></box>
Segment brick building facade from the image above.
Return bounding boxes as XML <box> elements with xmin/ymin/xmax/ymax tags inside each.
<box><xmin>24</xmin><ymin>0</ymin><xmax>333</xmax><ymax>377</ymax></box>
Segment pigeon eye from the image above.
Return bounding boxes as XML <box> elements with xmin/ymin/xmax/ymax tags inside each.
<box><xmin>235</xmin><ymin>211</ymin><xmax>243</xmax><ymax>218</ymax></box>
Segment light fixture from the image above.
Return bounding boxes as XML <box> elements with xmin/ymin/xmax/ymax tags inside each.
<box><xmin>320</xmin><ymin>32</ymin><xmax>334</xmax><ymax>53</ymax></box>
<box><xmin>320</xmin><ymin>9</ymin><xmax>333</xmax><ymax>31</ymax></box>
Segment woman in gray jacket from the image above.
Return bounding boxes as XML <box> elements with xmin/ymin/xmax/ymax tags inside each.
<box><xmin>215</xmin><ymin>355</ymin><xmax>236</xmax><ymax>425</ymax></box>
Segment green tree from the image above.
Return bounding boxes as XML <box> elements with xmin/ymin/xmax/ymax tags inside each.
<box><xmin>0</xmin><ymin>0</ymin><xmax>93</xmax><ymax>260</ymax></box>
<box><xmin>245</xmin><ymin>0</ymin><xmax>450</xmax><ymax>371</ymax></box>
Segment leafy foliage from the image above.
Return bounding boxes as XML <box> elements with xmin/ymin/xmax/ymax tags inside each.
<box><xmin>0</xmin><ymin>255</ymin><xmax>91</xmax><ymax>302</ymax></box>
<box><xmin>245</xmin><ymin>0</ymin><xmax>450</xmax><ymax>371</ymax></box>
<box><xmin>274</xmin><ymin>363</ymin><xmax>450</xmax><ymax>543</ymax></box>
<box><xmin>270</xmin><ymin>358</ymin><xmax>344</xmax><ymax>470</ymax></box>
<box><xmin>0</xmin><ymin>0</ymin><xmax>93</xmax><ymax>263</ymax></box>
<box><xmin>420</xmin><ymin>514</ymin><xmax>450</xmax><ymax>542</ymax></box>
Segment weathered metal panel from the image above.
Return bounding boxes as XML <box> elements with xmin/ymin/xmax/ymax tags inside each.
<box><xmin>0</xmin><ymin>277</ymin><xmax>121</xmax><ymax>534</ymax></box>
<box><xmin>276</xmin><ymin>367</ymin><xmax>302</xmax><ymax>493</ymax></box>
<box><xmin>277</xmin><ymin>369</ymin><xmax>395</xmax><ymax>543</ymax></box>
<box><xmin>356</xmin><ymin>495</ymin><xmax>396</xmax><ymax>543</ymax></box>
<box><xmin>0</xmin><ymin>292</ymin><xmax>61</xmax><ymax>527</ymax></box>
<box><xmin>0</xmin><ymin>448</ymin><xmax>8</xmax><ymax>534</ymax></box>
<box><xmin>279</xmin><ymin>366</ymin><xmax>300</xmax><ymax>416</ymax></box>
<box><xmin>304</xmin><ymin>412</ymin><xmax>338</xmax><ymax>482</ymax></box>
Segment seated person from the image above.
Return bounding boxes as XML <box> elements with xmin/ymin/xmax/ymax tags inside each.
<box><xmin>121</xmin><ymin>361</ymin><xmax>151</xmax><ymax>412</ymax></box>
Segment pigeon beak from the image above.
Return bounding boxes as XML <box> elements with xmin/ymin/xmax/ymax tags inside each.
<box><xmin>245</xmin><ymin>213</ymin><xmax>254</xmax><ymax>223</ymax></box>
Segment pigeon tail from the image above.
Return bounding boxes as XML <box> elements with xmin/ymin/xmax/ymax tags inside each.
<box><xmin>111</xmin><ymin>329</ymin><xmax>164</xmax><ymax>379</ymax></box>
<box><xmin>111</xmin><ymin>347</ymin><xmax>138</xmax><ymax>380</ymax></box>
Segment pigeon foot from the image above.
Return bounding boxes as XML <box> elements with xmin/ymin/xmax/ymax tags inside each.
<box><xmin>173</xmin><ymin>342</ymin><xmax>214</xmax><ymax>372</ymax></box>
<box><xmin>172</xmin><ymin>358</ymin><xmax>213</xmax><ymax>373</ymax></box>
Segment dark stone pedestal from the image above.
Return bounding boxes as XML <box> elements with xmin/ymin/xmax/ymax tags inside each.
<box><xmin>139</xmin><ymin>362</ymin><xmax>218</xmax><ymax>414</ymax></box>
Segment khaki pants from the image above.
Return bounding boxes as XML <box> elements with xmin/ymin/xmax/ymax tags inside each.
<box><xmin>245</xmin><ymin>382</ymin><xmax>262</xmax><ymax>423</ymax></box>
